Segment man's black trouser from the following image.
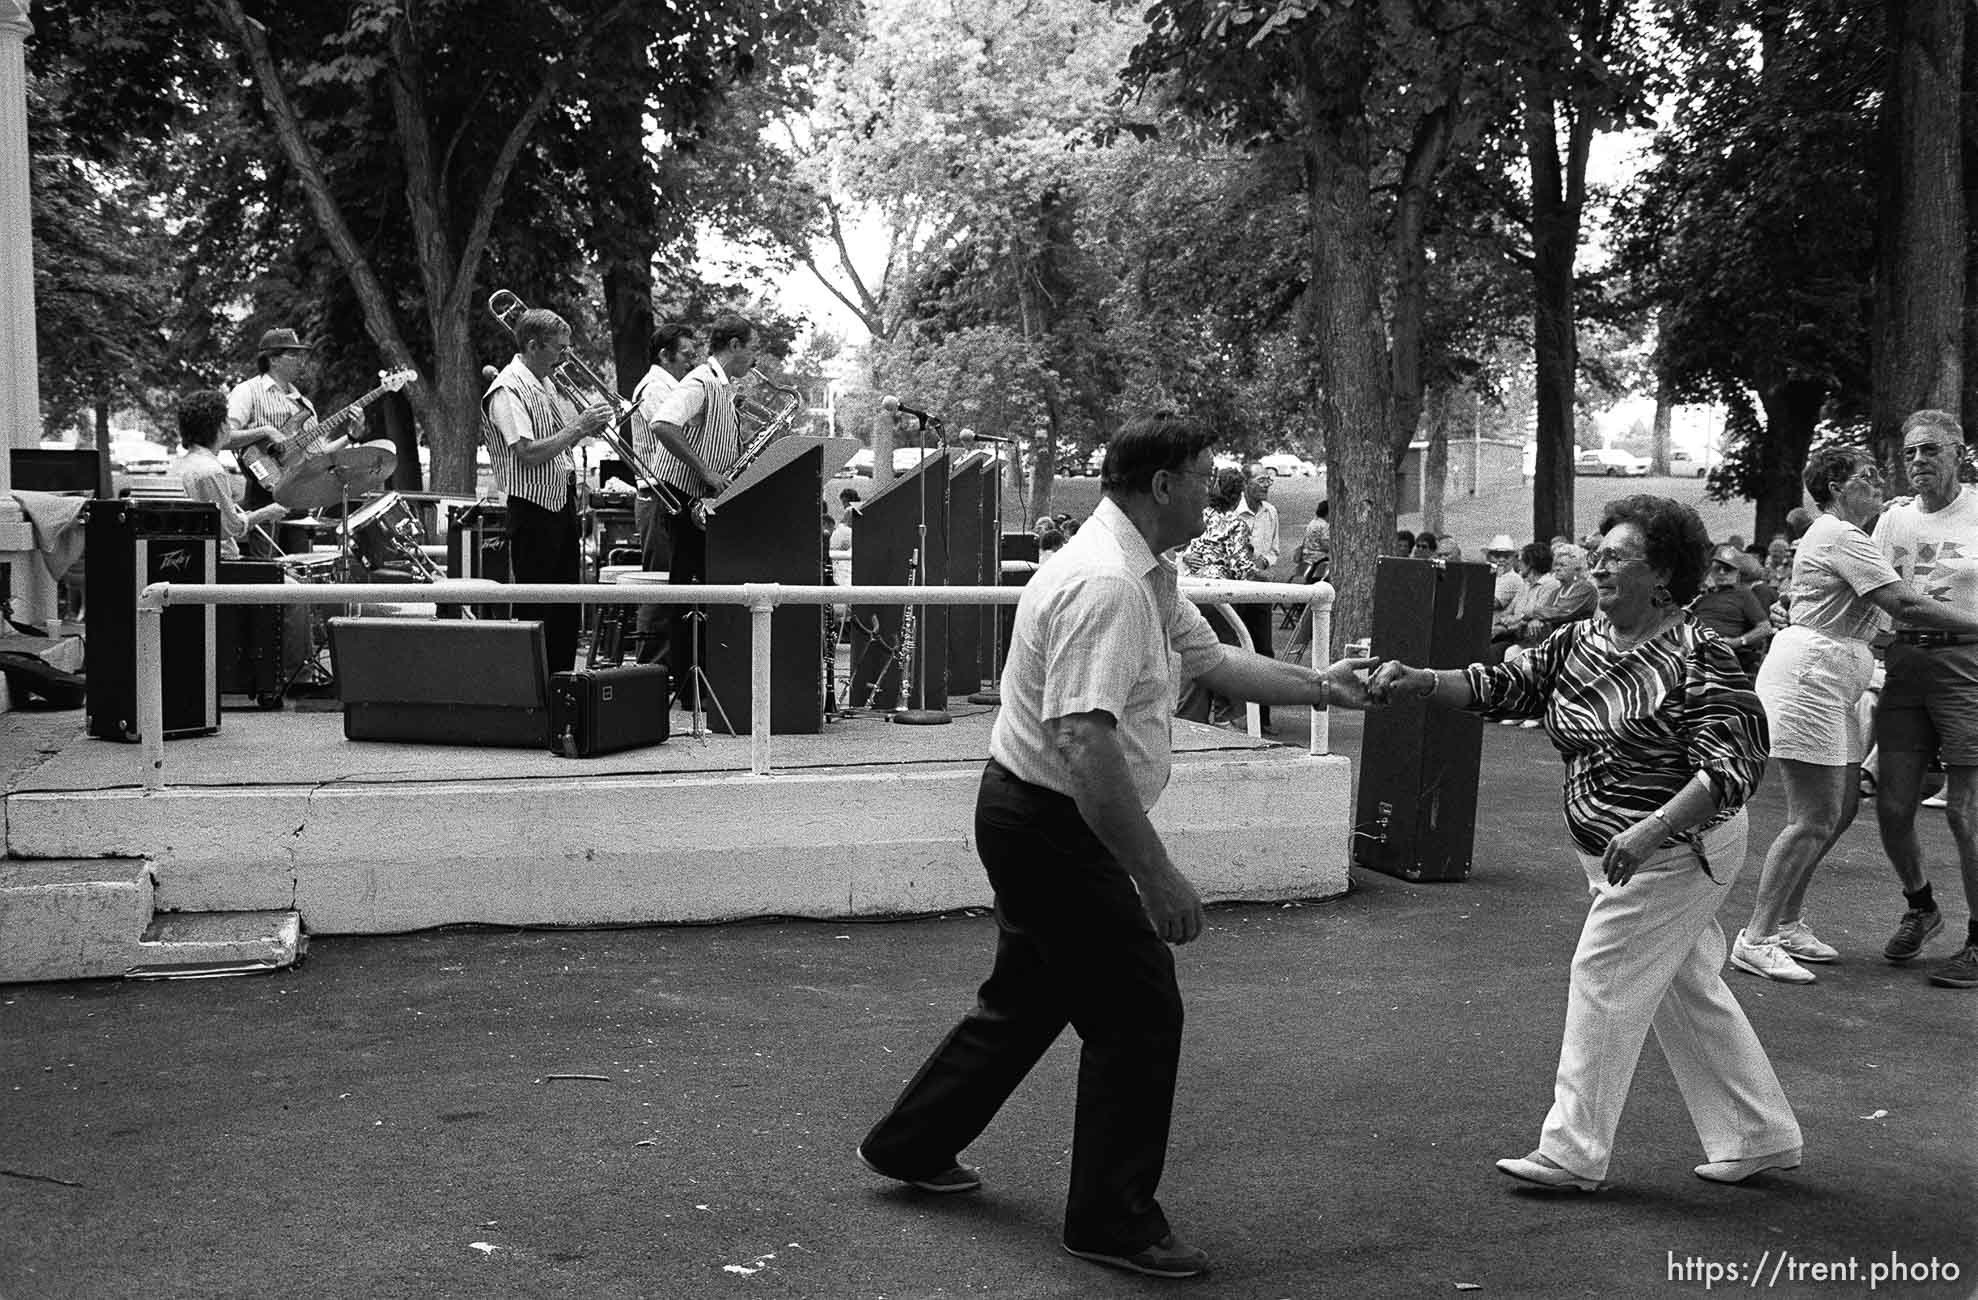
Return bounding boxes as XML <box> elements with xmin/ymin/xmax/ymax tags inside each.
<box><xmin>505</xmin><ymin>490</ymin><xmax>580</xmax><ymax>677</ymax></box>
<box><xmin>663</xmin><ymin>506</ymin><xmax>708</xmax><ymax>698</ymax></box>
<box><xmin>861</xmin><ymin>759</ymin><xmax>1183</xmax><ymax>1254</ymax></box>
<box><xmin>632</xmin><ymin>492</ymin><xmax>675</xmax><ymax>664</ymax></box>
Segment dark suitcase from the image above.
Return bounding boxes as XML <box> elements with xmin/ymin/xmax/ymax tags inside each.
<box><xmin>549</xmin><ymin>663</ymin><xmax>670</xmax><ymax>757</ymax></box>
<box><xmin>1352</xmin><ymin>557</ymin><xmax>1493</xmax><ymax>882</ymax></box>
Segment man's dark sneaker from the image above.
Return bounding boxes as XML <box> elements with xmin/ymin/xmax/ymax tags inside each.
<box><xmin>1884</xmin><ymin>907</ymin><xmax>1943</xmax><ymax>962</ymax></box>
<box><xmin>1928</xmin><ymin>943</ymin><xmax>1978</xmax><ymax>989</ymax></box>
<box><xmin>1063</xmin><ymin>1233</ymin><xmax>1211</xmax><ymax>1279</ymax></box>
<box><xmin>855</xmin><ymin>1145</ymin><xmax>982</xmax><ymax>1194</ymax></box>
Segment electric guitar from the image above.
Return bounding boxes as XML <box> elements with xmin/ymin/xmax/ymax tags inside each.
<box><xmin>237</xmin><ymin>368</ymin><xmax>419</xmax><ymax>493</ymax></box>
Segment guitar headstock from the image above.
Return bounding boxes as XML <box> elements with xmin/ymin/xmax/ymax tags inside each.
<box><xmin>377</xmin><ymin>368</ymin><xmax>419</xmax><ymax>392</ymax></box>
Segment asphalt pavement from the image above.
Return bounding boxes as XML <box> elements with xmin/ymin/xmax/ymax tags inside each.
<box><xmin>2</xmin><ymin>712</ymin><xmax>1974</xmax><ymax>1299</ymax></box>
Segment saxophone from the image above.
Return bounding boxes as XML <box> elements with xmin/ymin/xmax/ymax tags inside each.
<box><xmin>895</xmin><ymin>546</ymin><xmax>919</xmax><ymax>712</ymax></box>
<box><xmin>692</xmin><ymin>368</ymin><xmax>806</xmax><ymax>527</ymax></box>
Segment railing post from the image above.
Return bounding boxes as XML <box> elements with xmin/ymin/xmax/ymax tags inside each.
<box><xmin>745</xmin><ymin>584</ymin><xmax>776</xmax><ymax>775</ymax></box>
<box><xmin>137</xmin><ymin>594</ymin><xmax>166</xmax><ymax>789</ymax></box>
<box><xmin>1309</xmin><ymin>588</ymin><xmax>1332</xmax><ymax>757</ymax></box>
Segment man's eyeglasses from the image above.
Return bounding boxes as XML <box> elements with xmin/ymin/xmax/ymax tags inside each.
<box><xmin>1904</xmin><ymin>443</ymin><xmax>1946</xmax><ymax>460</ymax></box>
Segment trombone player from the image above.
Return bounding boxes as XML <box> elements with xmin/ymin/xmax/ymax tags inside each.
<box><xmin>481</xmin><ymin>307</ymin><xmax>612</xmax><ymax>676</ymax></box>
<box><xmin>630</xmin><ymin>322</ymin><xmax>700</xmax><ymax>664</ymax></box>
<box><xmin>640</xmin><ymin>313</ymin><xmax>758</xmax><ymax>698</ymax></box>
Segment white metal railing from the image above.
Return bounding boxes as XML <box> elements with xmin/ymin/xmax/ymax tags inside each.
<box><xmin>132</xmin><ymin>578</ymin><xmax>1334</xmax><ymax>787</ymax></box>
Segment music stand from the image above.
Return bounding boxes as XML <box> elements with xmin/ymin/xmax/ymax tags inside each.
<box><xmin>702</xmin><ymin>435</ymin><xmax>859</xmax><ymax>734</ymax></box>
<box><xmin>944</xmin><ymin>450</ymin><xmax>989</xmax><ymax>698</ymax></box>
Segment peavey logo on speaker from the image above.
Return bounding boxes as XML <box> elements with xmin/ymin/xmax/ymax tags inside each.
<box><xmin>155</xmin><ymin>546</ymin><xmax>196</xmax><ymax>574</ymax></box>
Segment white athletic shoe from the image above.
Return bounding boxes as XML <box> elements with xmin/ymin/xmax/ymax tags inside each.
<box><xmin>1731</xmin><ymin>929</ymin><xmax>1816</xmax><ymax>984</ymax></box>
<box><xmin>1776</xmin><ymin>918</ymin><xmax>1839</xmax><ymax>963</ymax></box>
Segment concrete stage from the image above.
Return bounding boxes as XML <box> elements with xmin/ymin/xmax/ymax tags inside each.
<box><xmin>2</xmin><ymin>700</ymin><xmax>1352</xmax><ymax>974</ymax></box>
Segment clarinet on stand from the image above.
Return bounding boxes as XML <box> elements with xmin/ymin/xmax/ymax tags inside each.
<box><xmin>892</xmin><ymin>403</ymin><xmax>951</xmax><ymax>726</ymax></box>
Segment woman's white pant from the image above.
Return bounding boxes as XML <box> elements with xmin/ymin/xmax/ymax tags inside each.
<box><xmin>1539</xmin><ymin>810</ymin><xmax>1802</xmax><ymax>1180</ymax></box>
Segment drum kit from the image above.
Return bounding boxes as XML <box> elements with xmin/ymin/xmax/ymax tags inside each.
<box><xmin>269</xmin><ymin>442</ymin><xmax>447</xmax><ymax>587</ymax></box>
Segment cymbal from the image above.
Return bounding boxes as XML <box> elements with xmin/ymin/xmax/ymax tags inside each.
<box><xmin>275</xmin><ymin>443</ymin><xmax>397</xmax><ymax>510</ymax></box>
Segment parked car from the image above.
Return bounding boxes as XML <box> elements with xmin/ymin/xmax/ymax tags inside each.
<box><xmin>1668</xmin><ymin>449</ymin><xmax>1711</xmax><ymax>477</ymax></box>
<box><xmin>1258</xmin><ymin>452</ymin><xmax>1319</xmax><ymax>478</ymax></box>
<box><xmin>109</xmin><ymin>438</ymin><xmax>172</xmax><ymax>475</ymax></box>
<box><xmin>1574</xmin><ymin>447</ymin><xmax>1648</xmax><ymax>477</ymax></box>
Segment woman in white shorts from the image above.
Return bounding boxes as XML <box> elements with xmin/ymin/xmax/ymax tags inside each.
<box><xmin>1735</xmin><ymin>447</ymin><xmax>1978</xmax><ymax>983</ymax></box>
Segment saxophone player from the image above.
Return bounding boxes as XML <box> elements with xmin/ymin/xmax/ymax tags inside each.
<box><xmin>640</xmin><ymin>314</ymin><xmax>759</xmax><ymax>696</ymax></box>
<box><xmin>629</xmin><ymin>322</ymin><xmax>700</xmax><ymax>664</ymax></box>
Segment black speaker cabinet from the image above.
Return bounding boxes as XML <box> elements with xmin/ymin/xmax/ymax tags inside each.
<box><xmin>328</xmin><ymin>617</ymin><xmax>550</xmax><ymax>747</ymax></box>
<box><xmin>444</xmin><ymin>502</ymin><xmax>511</xmax><ymax>620</ymax></box>
<box><xmin>1353</xmin><ymin>558</ymin><xmax>1493</xmax><ymax>882</ymax></box>
<box><xmin>216</xmin><ymin>560</ymin><xmax>309</xmax><ymax>708</ymax></box>
<box><xmin>84</xmin><ymin>498</ymin><xmax>221</xmax><ymax>742</ymax></box>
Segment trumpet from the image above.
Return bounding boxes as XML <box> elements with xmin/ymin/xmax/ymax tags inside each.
<box><xmin>487</xmin><ymin>289</ymin><xmax>699</xmax><ymax>520</ymax></box>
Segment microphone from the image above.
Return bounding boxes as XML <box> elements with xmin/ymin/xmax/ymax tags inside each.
<box><xmin>966</xmin><ymin>430</ymin><xmax>1014</xmax><ymax>444</ymax></box>
<box><xmin>882</xmin><ymin>395</ymin><xmax>942</xmax><ymax>427</ymax></box>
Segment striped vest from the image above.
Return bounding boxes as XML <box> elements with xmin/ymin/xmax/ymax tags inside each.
<box><xmin>227</xmin><ymin>373</ymin><xmax>315</xmax><ymax>437</ymax></box>
<box><xmin>481</xmin><ymin>358</ymin><xmax>575</xmax><ymax>511</ymax></box>
<box><xmin>647</xmin><ymin>361</ymin><xmax>741</xmax><ymax>496</ymax></box>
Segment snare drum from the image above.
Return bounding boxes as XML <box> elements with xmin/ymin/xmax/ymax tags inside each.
<box><xmin>342</xmin><ymin>492</ymin><xmax>428</xmax><ymax>577</ymax></box>
<box><xmin>278</xmin><ymin>552</ymin><xmax>342</xmax><ymax>583</ymax></box>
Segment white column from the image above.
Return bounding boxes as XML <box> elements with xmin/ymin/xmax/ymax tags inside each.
<box><xmin>0</xmin><ymin>0</ymin><xmax>45</xmax><ymax>635</ymax></box>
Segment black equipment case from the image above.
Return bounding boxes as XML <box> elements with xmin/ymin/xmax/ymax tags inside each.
<box><xmin>549</xmin><ymin>663</ymin><xmax>670</xmax><ymax>757</ymax></box>
<box><xmin>84</xmin><ymin>497</ymin><xmax>220</xmax><ymax>741</ymax></box>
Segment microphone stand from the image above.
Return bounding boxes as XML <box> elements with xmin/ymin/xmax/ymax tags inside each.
<box><xmin>893</xmin><ymin>411</ymin><xmax>951</xmax><ymax>726</ymax></box>
<box><xmin>968</xmin><ymin>435</ymin><xmax>1005</xmax><ymax>706</ymax></box>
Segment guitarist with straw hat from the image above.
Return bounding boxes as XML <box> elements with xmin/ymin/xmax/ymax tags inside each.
<box><xmin>225</xmin><ymin>328</ymin><xmax>351</xmax><ymax>552</ymax></box>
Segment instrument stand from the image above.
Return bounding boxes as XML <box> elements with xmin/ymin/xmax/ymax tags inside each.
<box><xmin>893</xmin><ymin>428</ymin><xmax>952</xmax><ymax>726</ymax></box>
<box><xmin>968</xmin><ymin>441</ymin><xmax>1006</xmax><ymax>706</ymax></box>
<box><xmin>680</xmin><ymin>603</ymin><xmax>734</xmax><ymax>738</ymax></box>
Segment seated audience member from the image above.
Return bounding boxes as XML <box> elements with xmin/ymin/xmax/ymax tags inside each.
<box><xmin>1282</xmin><ymin>501</ymin><xmax>1334</xmax><ymax>661</ymax></box>
<box><xmin>1410</xmin><ymin>530</ymin><xmax>1439</xmax><ymax>560</ymax></box>
<box><xmin>1520</xmin><ymin>541</ymin><xmax>1595</xmax><ymax>644</ymax></box>
<box><xmin>1176</xmin><ymin>467</ymin><xmax>1253</xmax><ymax>724</ymax></box>
<box><xmin>1395</xmin><ymin>528</ymin><xmax>1417</xmax><ymax>557</ymax></box>
<box><xmin>1486</xmin><ymin>534</ymin><xmax>1527</xmax><ymax>636</ymax></box>
<box><xmin>1438</xmin><ymin>536</ymin><xmax>1463</xmax><ymax>561</ymax></box>
<box><xmin>1739</xmin><ymin>551</ymin><xmax>1778</xmax><ymax>610</ymax></box>
<box><xmin>1691</xmin><ymin>543</ymin><xmax>1774</xmax><ymax>676</ymax></box>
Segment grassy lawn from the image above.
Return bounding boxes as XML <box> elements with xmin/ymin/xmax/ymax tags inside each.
<box><xmin>1026</xmin><ymin>471</ymin><xmax>1766</xmax><ymax>575</ymax></box>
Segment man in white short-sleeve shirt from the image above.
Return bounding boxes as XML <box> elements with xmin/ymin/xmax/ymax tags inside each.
<box><xmin>857</xmin><ymin>413</ymin><xmax>1374</xmax><ymax>1280</ymax></box>
<box><xmin>1871</xmin><ymin>410</ymin><xmax>1978</xmax><ymax>986</ymax></box>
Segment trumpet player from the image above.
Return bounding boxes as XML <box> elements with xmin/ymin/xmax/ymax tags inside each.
<box><xmin>630</xmin><ymin>322</ymin><xmax>700</xmax><ymax>664</ymax></box>
<box><xmin>641</xmin><ymin>313</ymin><xmax>758</xmax><ymax>695</ymax></box>
<box><xmin>481</xmin><ymin>307</ymin><xmax>613</xmax><ymax>675</ymax></box>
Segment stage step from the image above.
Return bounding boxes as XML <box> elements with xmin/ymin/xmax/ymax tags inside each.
<box><xmin>128</xmin><ymin>910</ymin><xmax>305</xmax><ymax>980</ymax></box>
<box><xmin>0</xmin><ymin>858</ymin><xmax>155</xmax><ymax>983</ymax></box>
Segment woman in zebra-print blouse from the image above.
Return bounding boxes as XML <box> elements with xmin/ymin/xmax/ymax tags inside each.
<box><xmin>1372</xmin><ymin>495</ymin><xmax>1802</xmax><ymax>1192</ymax></box>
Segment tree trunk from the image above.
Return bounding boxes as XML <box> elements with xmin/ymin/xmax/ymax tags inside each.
<box><xmin>1423</xmin><ymin>386</ymin><xmax>1450</xmax><ymax>535</ymax></box>
<box><xmin>1300</xmin><ymin>28</ymin><xmax>1396</xmax><ymax>654</ymax></box>
<box><xmin>1526</xmin><ymin>82</ymin><xmax>1582</xmax><ymax>544</ymax></box>
<box><xmin>1873</xmin><ymin>0</ymin><xmax>1966</xmax><ymax>479</ymax></box>
<box><xmin>1752</xmin><ymin>380</ymin><xmax>1827</xmax><ymax>544</ymax></box>
<box><xmin>1651</xmin><ymin>371</ymin><xmax>1674</xmax><ymax>475</ymax></box>
<box><xmin>604</xmin><ymin>262</ymin><xmax>652</xmax><ymax>401</ymax></box>
<box><xmin>1964</xmin><ymin>10</ymin><xmax>1978</xmax><ymax>439</ymax></box>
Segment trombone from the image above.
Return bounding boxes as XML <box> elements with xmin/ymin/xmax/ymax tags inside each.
<box><xmin>486</xmin><ymin>289</ymin><xmax>699</xmax><ymax>519</ymax></box>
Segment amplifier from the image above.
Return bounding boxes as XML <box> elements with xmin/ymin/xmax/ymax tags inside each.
<box><xmin>216</xmin><ymin>560</ymin><xmax>309</xmax><ymax>708</ymax></box>
<box><xmin>84</xmin><ymin>498</ymin><xmax>220</xmax><ymax>742</ymax></box>
<box><xmin>329</xmin><ymin>616</ymin><xmax>549</xmax><ymax>747</ymax></box>
<box><xmin>444</xmin><ymin>501</ymin><xmax>511</xmax><ymax>620</ymax></box>
<box><xmin>1353</xmin><ymin>558</ymin><xmax>1492</xmax><ymax>882</ymax></box>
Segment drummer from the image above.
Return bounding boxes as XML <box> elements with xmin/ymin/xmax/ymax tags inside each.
<box><xmin>177</xmin><ymin>390</ymin><xmax>290</xmax><ymax>561</ymax></box>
